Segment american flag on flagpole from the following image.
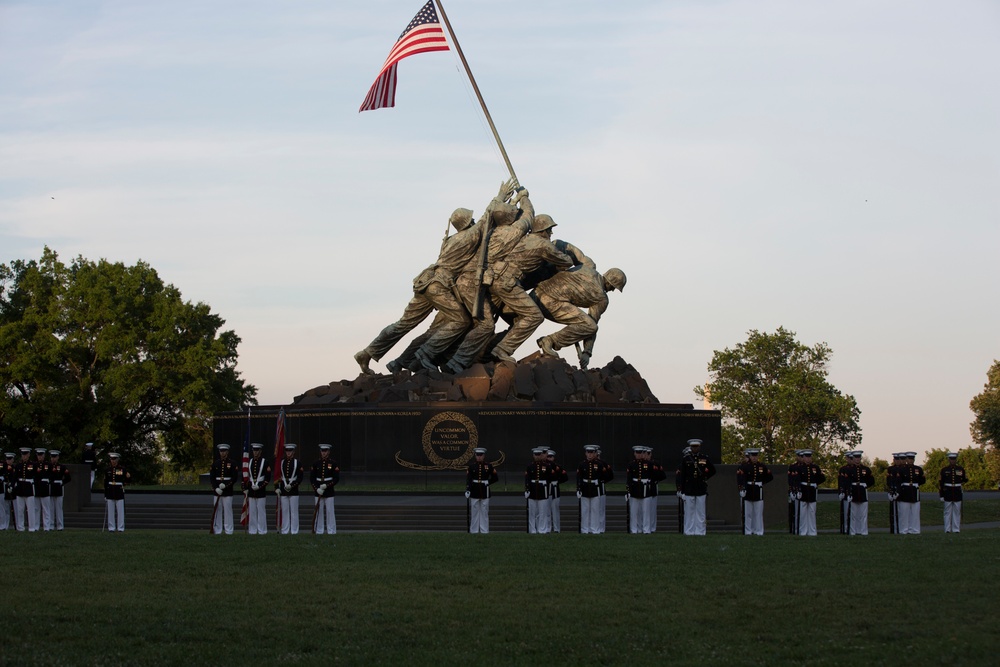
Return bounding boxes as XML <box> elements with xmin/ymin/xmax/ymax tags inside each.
<box><xmin>272</xmin><ymin>407</ymin><xmax>287</xmax><ymax>528</ymax></box>
<box><xmin>240</xmin><ymin>408</ymin><xmax>251</xmax><ymax>527</ymax></box>
<box><xmin>359</xmin><ymin>0</ymin><xmax>450</xmax><ymax>112</ymax></box>
<box><xmin>272</xmin><ymin>408</ymin><xmax>286</xmax><ymax>483</ymax></box>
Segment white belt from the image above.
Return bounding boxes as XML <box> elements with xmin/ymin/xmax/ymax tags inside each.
<box><xmin>52</xmin><ymin>481</ymin><xmax>63</xmax><ymax>485</ymax></box>
<box><xmin>804</xmin><ymin>483</ymin><xmax>817</xmax><ymax>487</ymax></box>
<box><xmin>473</xmin><ymin>480</ymin><xmax>489</xmax><ymax>485</ymax></box>
<box><xmin>751</xmin><ymin>482</ymin><xmax>763</xmax><ymax>486</ymax></box>
<box><xmin>943</xmin><ymin>483</ymin><xmax>962</xmax><ymax>487</ymax></box>
<box><xmin>530</xmin><ymin>480</ymin><xmax>547</xmax><ymax>484</ymax></box>
<box><xmin>585</xmin><ymin>479</ymin><xmax>600</xmax><ymax>484</ymax></box>
<box><xmin>319</xmin><ymin>477</ymin><xmax>335</xmax><ymax>482</ymax></box>
<box><xmin>901</xmin><ymin>482</ymin><xmax>918</xmax><ymax>486</ymax></box>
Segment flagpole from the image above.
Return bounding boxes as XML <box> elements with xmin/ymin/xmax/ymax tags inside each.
<box><xmin>434</xmin><ymin>0</ymin><xmax>518</xmax><ymax>184</ymax></box>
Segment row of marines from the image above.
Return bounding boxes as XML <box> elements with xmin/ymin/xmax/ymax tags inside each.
<box><xmin>465</xmin><ymin>439</ymin><xmax>718</xmax><ymax>535</ymax></box>
<box><xmin>738</xmin><ymin>448</ymin><xmax>966</xmax><ymax>535</ymax></box>
<box><xmin>210</xmin><ymin>442</ymin><xmax>340</xmax><ymax>536</ymax></box>
<box><xmin>467</xmin><ymin>445</ymin><xmax>971</xmax><ymax>536</ymax></box>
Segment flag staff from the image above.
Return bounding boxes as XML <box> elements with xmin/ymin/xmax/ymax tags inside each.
<box><xmin>434</xmin><ymin>0</ymin><xmax>518</xmax><ymax>184</ymax></box>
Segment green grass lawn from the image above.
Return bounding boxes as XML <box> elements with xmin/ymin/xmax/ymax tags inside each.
<box><xmin>4</xmin><ymin>529</ymin><xmax>999</xmax><ymax>666</ymax></box>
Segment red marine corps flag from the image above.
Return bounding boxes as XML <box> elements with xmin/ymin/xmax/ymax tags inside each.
<box><xmin>240</xmin><ymin>408</ymin><xmax>251</xmax><ymax>528</ymax></box>
<box><xmin>272</xmin><ymin>407</ymin><xmax>287</xmax><ymax>529</ymax></box>
<box><xmin>359</xmin><ymin>1</ymin><xmax>449</xmax><ymax>112</ymax></box>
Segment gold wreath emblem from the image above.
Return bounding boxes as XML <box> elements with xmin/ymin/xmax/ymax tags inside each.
<box><xmin>397</xmin><ymin>411</ymin><xmax>503</xmax><ymax>471</ymax></box>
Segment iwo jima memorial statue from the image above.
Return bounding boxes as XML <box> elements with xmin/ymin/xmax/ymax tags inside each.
<box><xmin>213</xmin><ymin>0</ymin><xmax>721</xmax><ymax>479</ymax></box>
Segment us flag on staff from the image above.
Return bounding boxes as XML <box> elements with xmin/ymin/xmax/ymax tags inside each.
<box><xmin>272</xmin><ymin>407</ymin><xmax>286</xmax><ymax>483</ymax></box>
<box><xmin>240</xmin><ymin>410</ymin><xmax>251</xmax><ymax>527</ymax></box>
<box><xmin>359</xmin><ymin>0</ymin><xmax>449</xmax><ymax>112</ymax></box>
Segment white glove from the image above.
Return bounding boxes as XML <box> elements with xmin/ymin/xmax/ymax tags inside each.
<box><xmin>215</xmin><ymin>488</ymin><xmax>223</xmax><ymax>496</ymax></box>
<box><xmin>839</xmin><ymin>493</ymin><xmax>845</xmax><ymax>501</ymax></box>
<box><xmin>465</xmin><ymin>491</ymin><xmax>471</xmax><ymax>499</ymax></box>
<box><xmin>318</xmin><ymin>484</ymin><xmax>327</xmax><ymax>494</ymax></box>
<box><xmin>274</xmin><ymin>487</ymin><xmax>281</xmax><ymax>496</ymax></box>
<box><xmin>576</xmin><ymin>491</ymin><xmax>582</xmax><ymax>499</ymax></box>
<box><xmin>252</xmin><ymin>484</ymin><xmax>259</xmax><ymax>491</ymax></box>
<box><xmin>739</xmin><ymin>490</ymin><xmax>746</xmax><ymax>498</ymax></box>
<box><xmin>788</xmin><ymin>492</ymin><xmax>796</xmax><ymax>501</ymax></box>
<box><xmin>217</xmin><ymin>484</ymin><xmax>225</xmax><ymax>493</ymax></box>
<box><xmin>284</xmin><ymin>483</ymin><xmax>291</xmax><ymax>492</ymax></box>
<box><xmin>524</xmin><ymin>491</ymin><xmax>530</xmax><ymax>499</ymax></box>
<box><xmin>796</xmin><ymin>492</ymin><xmax>802</xmax><ymax>500</ymax></box>
<box><xmin>860</xmin><ymin>483</ymin><xmax>867</xmax><ymax>488</ymax></box>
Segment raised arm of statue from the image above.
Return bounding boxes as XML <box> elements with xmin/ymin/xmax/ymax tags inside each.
<box><xmin>554</xmin><ymin>239</ymin><xmax>596</xmax><ymax>270</ymax></box>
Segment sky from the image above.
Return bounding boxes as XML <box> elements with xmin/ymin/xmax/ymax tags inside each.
<box><xmin>2</xmin><ymin>0</ymin><xmax>998</xmax><ymax>464</ymax></box>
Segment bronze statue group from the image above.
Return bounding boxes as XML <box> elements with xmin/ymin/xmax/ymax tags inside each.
<box><xmin>354</xmin><ymin>180</ymin><xmax>627</xmax><ymax>375</ymax></box>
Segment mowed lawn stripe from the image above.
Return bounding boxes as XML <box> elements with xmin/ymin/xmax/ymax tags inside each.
<box><xmin>3</xmin><ymin>530</ymin><xmax>999</xmax><ymax>666</ymax></box>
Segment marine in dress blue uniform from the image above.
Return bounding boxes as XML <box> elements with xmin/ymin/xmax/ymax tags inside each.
<box><xmin>736</xmin><ymin>448</ymin><xmax>772</xmax><ymax>535</ymax></box>
<box><xmin>104</xmin><ymin>453</ymin><xmax>130</xmax><ymax>532</ymax></box>
<box><xmin>465</xmin><ymin>447</ymin><xmax>497</xmax><ymax>534</ymax></box>
<box><xmin>210</xmin><ymin>444</ymin><xmax>238</xmax><ymax>535</ymax></box>
<box><xmin>311</xmin><ymin>444</ymin><xmax>340</xmax><ymax>535</ymax></box>
<box><xmin>939</xmin><ymin>451</ymin><xmax>967</xmax><ymax>533</ymax></box>
<box><xmin>576</xmin><ymin>445</ymin><xmax>613</xmax><ymax>534</ymax></box>
<box><xmin>676</xmin><ymin>439</ymin><xmax>716</xmax><ymax>535</ymax></box>
<box><xmin>525</xmin><ymin>447</ymin><xmax>554</xmax><ymax>534</ymax></box>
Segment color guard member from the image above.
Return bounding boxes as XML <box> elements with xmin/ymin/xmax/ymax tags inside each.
<box><xmin>789</xmin><ymin>449</ymin><xmax>825</xmax><ymax>536</ymax></box>
<box><xmin>736</xmin><ymin>448</ymin><xmax>773</xmax><ymax>535</ymax></box>
<box><xmin>895</xmin><ymin>451</ymin><xmax>925</xmax><ymax>534</ymax></box>
<box><xmin>311</xmin><ymin>444</ymin><xmax>340</xmax><ymax>535</ymax></box>
<box><xmin>576</xmin><ymin>444</ymin><xmax>613</xmax><ymax>534</ymax></box>
<box><xmin>546</xmin><ymin>449</ymin><xmax>569</xmax><ymax>532</ymax></box>
<box><xmin>82</xmin><ymin>442</ymin><xmax>97</xmax><ymax>489</ymax></box>
<box><xmin>628</xmin><ymin>446</ymin><xmax>666</xmax><ymax>533</ymax></box>
<box><xmin>525</xmin><ymin>447</ymin><xmax>554</xmax><ymax>534</ymax></box>
<box><xmin>676</xmin><ymin>439</ymin><xmax>716</xmax><ymax>535</ymax></box>
<box><xmin>34</xmin><ymin>448</ymin><xmax>52</xmax><ymax>531</ymax></box>
<box><xmin>243</xmin><ymin>443</ymin><xmax>271</xmax><ymax>535</ymax></box>
<box><xmin>104</xmin><ymin>452</ymin><xmax>130</xmax><ymax>532</ymax></box>
<box><xmin>275</xmin><ymin>443</ymin><xmax>303</xmax><ymax>535</ymax></box>
<box><xmin>48</xmin><ymin>450</ymin><xmax>71</xmax><ymax>531</ymax></box>
<box><xmin>939</xmin><ymin>451</ymin><xmax>968</xmax><ymax>533</ymax></box>
<box><xmin>838</xmin><ymin>451</ymin><xmax>875</xmax><ymax>535</ymax></box>
<box><xmin>209</xmin><ymin>444</ymin><xmax>238</xmax><ymax>535</ymax></box>
<box><xmin>465</xmin><ymin>447</ymin><xmax>497</xmax><ymax>534</ymax></box>
<box><xmin>13</xmin><ymin>447</ymin><xmax>38</xmax><ymax>531</ymax></box>
<box><xmin>1</xmin><ymin>452</ymin><xmax>14</xmax><ymax>530</ymax></box>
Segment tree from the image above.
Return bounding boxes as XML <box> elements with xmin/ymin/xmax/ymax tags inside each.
<box><xmin>970</xmin><ymin>360</ymin><xmax>1000</xmax><ymax>449</ymax></box>
<box><xmin>922</xmin><ymin>447</ymin><xmax>998</xmax><ymax>492</ymax></box>
<box><xmin>0</xmin><ymin>248</ymin><xmax>257</xmax><ymax>481</ymax></box>
<box><xmin>969</xmin><ymin>360</ymin><xmax>1000</xmax><ymax>488</ymax></box>
<box><xmin>695</xmin><ymin>327</ymin><xmax>861</xmax><ymax>477</ymax></box>
<box><xmin>868</xmin><ymin>457</ymin><xmax>889</xmax><ymax>492</ymax></box>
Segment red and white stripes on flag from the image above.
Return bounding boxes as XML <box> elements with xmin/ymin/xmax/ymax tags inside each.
<box><xmin>240</xmin><ymin>410</ymin><xmax>251</xmax><ymax>527</ymax></box>
<box><xmin>359</xmin><ymin>1</ymin><xmax>449</xmax><ymax>112</ymax></box>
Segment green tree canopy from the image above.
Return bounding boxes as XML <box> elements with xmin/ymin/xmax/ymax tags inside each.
<box><xmin>695</xmin><ymin>327</ymin><xmax>861</xmax><ymax>476</ymax></box>
<box><xmin>970</xmin><ymin>360</ymin><xmax>1000</xmax><ymax>449</ymax></box>
<box><xmin>0</xmin><ymin>248</ymin><xmax>256</xmax><ymax>481</ymax></box>
<box><xmin>922</xmin><ymin>447</ymin><xmax>999</xmax><ymax>492</ymax></box>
